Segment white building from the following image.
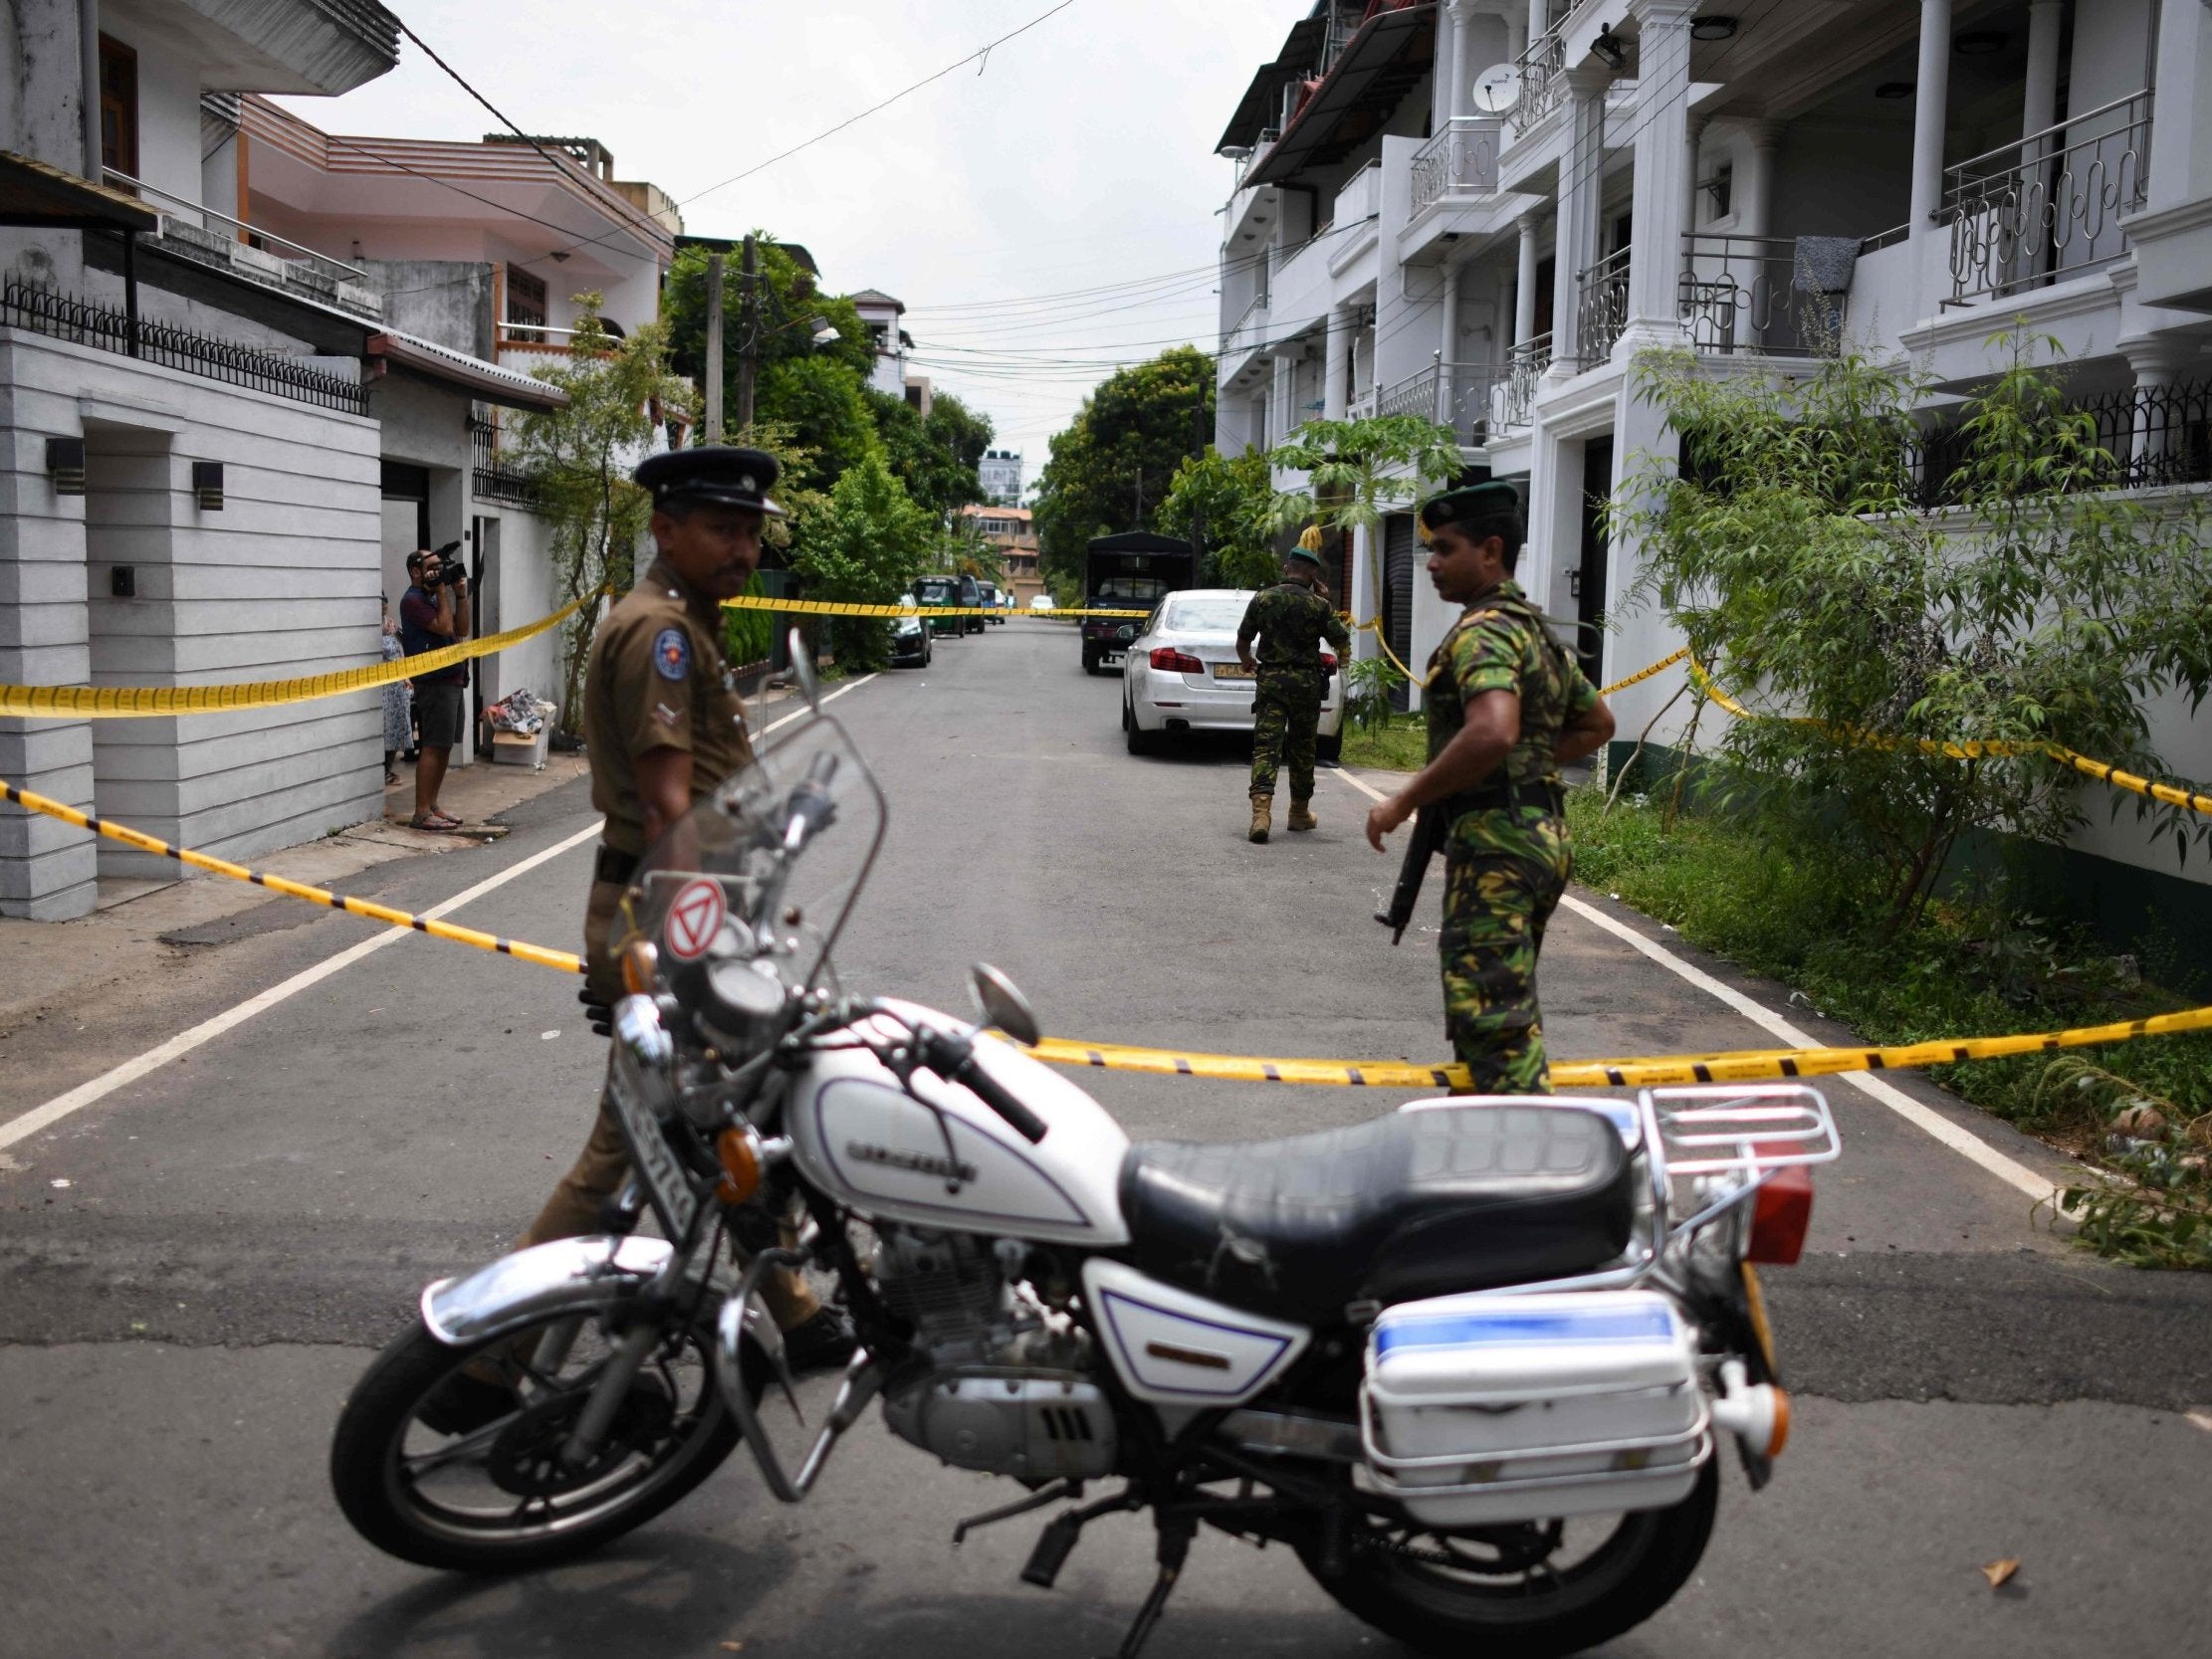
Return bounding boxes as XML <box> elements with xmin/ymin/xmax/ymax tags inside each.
<box><xmin>2</xmin><ymin>0</ymin><xmax>400</xmax><ymax>920</ymax></box>
<box><xmin>851</xmin><ymin>288</ymin><xmax>912</xmax><ymax>400</ymax></box>
<box><xmin>1214</xmin><ymin>0</ymin><xmax>2212</xmax><ymax>941</ymax></box>
<box><xmin>980</xmin><ymin>447</ymin><xmax>1023</xmax><ymax>506</ymax></box>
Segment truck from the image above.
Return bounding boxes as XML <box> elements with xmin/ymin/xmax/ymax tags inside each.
<box><xmin>1079</xmin><ymin>532</ymin><xmax>1197</xmax><ymax>675</ymax></box>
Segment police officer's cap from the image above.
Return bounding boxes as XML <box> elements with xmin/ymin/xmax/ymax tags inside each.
<box><xmin>635</xmin><ymin>446</ymin><xmax>786</xmax><ymax>517</ymax></box>
<box><xmin>1419</xmin><ymin>481</ymin><xmax>1522</xmax><ymax>540</ymax></box>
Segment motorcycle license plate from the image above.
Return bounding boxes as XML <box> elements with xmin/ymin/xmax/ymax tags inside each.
<box><xmin>607</xmin><ymin>1054</ymin><xmax>699</xmax><ymax>1239</ymax></box>
<box><xmin>1214</xmin><ymin>664</ymin><xmax>1254</xmax><ymax>681</ymax></box>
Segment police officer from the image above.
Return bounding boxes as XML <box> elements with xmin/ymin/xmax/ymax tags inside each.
<box><xmin>522</xmin><ymin>445</ymin><xmax>853</xmax><ymax>1368</ymax></box>
<box><xmin>1236</xmin><ymin>535</ymin><xmax>1351</xmax><ymax>844</ymax></box>
<box><xmin>1362</xmin><ymin>483</ymin><xmax>1616</xmax><ymax>1093</ymax></box>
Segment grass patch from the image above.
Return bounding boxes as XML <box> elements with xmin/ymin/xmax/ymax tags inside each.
<box><xmin>1340</xmin><ymin>714</ymin><xmax>1428</xmax><ymax>773</ymax></box>
<box><xmin>1568</xmin><ymin>786</ymin><xmax>2212</xmax><ymax>1267</ymax></box>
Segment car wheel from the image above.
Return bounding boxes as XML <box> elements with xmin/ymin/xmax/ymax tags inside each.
<box><xmin>1082</xmin><ymin>643</ymin><xmax>1101</xmax><ymax>675</ymax></box>
<box><xmin>1317</xmin><ymin>730</ymin><xmax>1343</xmax><ymax>763</ymax></box>
<box><xmin>1125</xmin><ymin>695</ymin><xmax>1163</xmax><ymax>756</ymax></box>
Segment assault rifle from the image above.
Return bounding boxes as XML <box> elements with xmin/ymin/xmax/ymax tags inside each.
<box><xmin>1375</xmin><ymin>801</ymin><xmax>1449</xmax><ymax>945</ymax></box>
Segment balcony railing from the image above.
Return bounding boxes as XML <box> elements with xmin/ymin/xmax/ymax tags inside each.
<box><xmin>105</xmin><ymin>168</ymin><xmax>378</xmax><ymax>317</ymax></box>
<box><xmin>1575</xmin><ymin>245</ymin><xmax>1632</xmax><ymax>365</ymax></box>
<box><xmin>0</xmin><ymin>278</ymin><xmax>367</xmax><ymax>413</ymax></box>
<box><xmin>469</xmin><ymin>420</ymin><xmax>546</xmax><ymax>510</ymax></box>
<box><xmin>1678</xmin><ymin>234</ymin><xmax>1846</xmax><ymax>358</ymax></box>
<box><xmin>1233</xmin><ymin>128</ymin><xmax>1281</xmax><ymax>189</ymax></box>
<box><xmin>1376</xmin><ymin>361</ymin><xmax>1501</xmax><ymax>446</ymax></box>
<box><xmin>1333</xmin><ymin>159</ymin><xmax>1383</xmax><ymax>229</ymax></box>
<box><xmin>1347</xmin><ymin>385</ymin><xmax>1379</xmax><ymax>420</ymax></box>
<box><xmin>1495</xmin><ymin>334</ymin><xmax>1553</xmax><ymax>432</ymax></box>
<box><xmin>1220</xmin><ymin>292</ymin><xmax>1269</xmax><ymax>355</ymax></box>
<box><xmin>1940</xmin><ymin>90</ymin><xmax>2151</xmax><ymax>304</ymax></box>
<box><xmin>1410</xmin><ymin>117</ymin><xmax>1503</xmax><ymax>218</ymax></box>
<box><xmin>1508</xmin><ymin>29</ymin><xmax>1569</xmax><ymax>138</ymax></box>
<box><xmin>1907</xmin><ymin>373</ymin><xmax>2212</xmax><ymax>506</ymax></box>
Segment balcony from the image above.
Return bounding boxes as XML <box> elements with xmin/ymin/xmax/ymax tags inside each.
<box><xmin>470</xmin><ymin>420</ymin><xmax>546</xmax><ymax>510</ymax></box>
<box><xmin>1506</xmin><ymin>29</ymin><xmax>1569</xmax><ymax>141</ymax></box>
<box><xmin>1332</xmin><ymin>159</ymin><xmax>1382</xmax><ymax>231</ymax></box>
<box><xmin>1410</xmin><ymin>117</ymin><xmax>1503</xmax><ymax>220</ymax></box>
<box><xmin>1376</xmin><ymin>361</ymin><xmax>1501</xmax><ymax>447</ymax></box>
<box><xmin>107</xmin><ymin>169</ymin><xmax>381</xmax><ymax>319</ymax></box>
<box><xmin>1219</xmin><ymin>292</ymin><xmax>1270</xmax><ymax>357</ymax></box>
<box><xmin>1940</xmin><ymin>91</ymin><xmax>2150</xmax><ymax>305</ymax></box>
<box><xmin>1678</xmin><ymin>235</ymin><xmax>1846</xmax><ymax>358</ymax></box>
<box><xmin>1575</xmin><ymin>245</ymin><xmax>1631</xmax><ymax>366</ymax></box>
<box><xmin>1347</xmin><ymin>385</ymin><xmax>1379</xmax><ymax>420</ymax></box>
<box><xmin>1495</xmin><ymin>334</ymin><xmax>1552</xmax><ymax>432</ymax></box>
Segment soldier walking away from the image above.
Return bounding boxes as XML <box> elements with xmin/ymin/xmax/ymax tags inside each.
<box><xmin>1236</xmin><ymin>535</ymin><xmax>1351</xmax><ymax>843</ymax></box>
<box><xmin>1361</xmin><ymin>484</ymin><xmax>1615</xmax><ymax>1093</ymax></box>
<box><xmin>419</xmin><ymin>448</ymin><xmax>855</xmax><ymax>1438</ymax></box>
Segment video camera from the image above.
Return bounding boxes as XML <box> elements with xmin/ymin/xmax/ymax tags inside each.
<box><xmin>426</xmin><ymin>539</ymin><xmax>468</xmax><ymax>587</ymax></box>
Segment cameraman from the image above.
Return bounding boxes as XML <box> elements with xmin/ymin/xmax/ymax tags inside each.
<box><xmin>398</xmin><ymin>545</ymin><xmax>472</xmax><ymax>831</ymax></box>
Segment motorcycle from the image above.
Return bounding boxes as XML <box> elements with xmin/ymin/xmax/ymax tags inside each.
<box><xmin>331</xmin><ymin>639</ymin><xmax>1839</xmax><ymax>1658</ymax></box>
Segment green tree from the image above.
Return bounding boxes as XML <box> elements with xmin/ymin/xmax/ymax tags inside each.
<box><xmin>871</xmin><ymin>388</ymin><xmax>994</xmax><ymax>518</ymax></box>
<box><xmin>1613</xmin><ymin>332</ymin><xmax>2212</xmax><ymax>937</ymax></box>
<box><xmin>786</xmin><ymin>452</ymin><xmax>935</xmax><ymax>673</ymax></box>
<box><xmin>1158</xmin><ymin>447</ymin><xmax>1279</xmax><ymax>589</ymax></box>
<box><xmin>1264</xmin><ymin>413</ymin><xmax>1465</xmax><ymax>620</ymax></box>
<box><xmin>1032</xmin><ymin>346</ymin><xmax>1214</xmax><ymax>598</ymax></box>
<box><xmin>506</xmin><ymin>296</ymin><xmax>691</xmax><ymax>729</ymax></box>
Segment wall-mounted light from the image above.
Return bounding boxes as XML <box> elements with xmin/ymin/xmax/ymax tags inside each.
<box><xmin>1875</xmin><ymin>81</ymin><xmax>1915</xmax><ymax>100</ymax></box>
<box><xmin>1593</xmin><ymin>25</ymin><xmax>1627</xmax><ymax>72</ymax></box>
<box><xmin>47</xmin><ymin>437</ymin><xmax>86</xmax><ymax>495</ymax></box>
<box><xmin>1953</xmin><ymin>30</ymin><xmax>2006</xmax><ymax>56</ymax></box>
<box><xmin>192</xmin><ymin>461</ymin><xmax>224</xmax><ymax>511</ymax></box>
<box><xmin>1690</xmin><ymin>15</ymin><xmax>1738</xmax><ymax>42</ymax></box>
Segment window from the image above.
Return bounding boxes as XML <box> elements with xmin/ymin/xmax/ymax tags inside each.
<box><xmin>506</xmin><ymin>265</ymin><xmax>548</xmax><ymax>331</ymax></box>
<box><xmin>99</xmin><ymin>35</ymin><xmax>137</xmax><ymax>179</ymax></box>
<box><xmin>1703</xmin><ymin>163</ymin><xmax>1733</xmax><ymax>223</ymax></box>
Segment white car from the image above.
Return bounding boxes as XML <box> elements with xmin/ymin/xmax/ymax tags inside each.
<box><xmin>1120</xmin><ymin>588</ymin><xmax>1344</xmax><ymax>760</ymax></box>
<box><xmin>1028</xmin><ymin>593</ymin><xmax>1057</xmax><ymax>611</ymax></box>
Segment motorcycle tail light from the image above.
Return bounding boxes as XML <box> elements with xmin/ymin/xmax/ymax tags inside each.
<box><xmin>1150</xmin><ymin>646</ymin><xmax>1205</xmax><ymax>673</ymax></box>
<box><xmin>716</xmin><ymin>1125</ymin><xmax>766</xmax><ymax>1205</ymax></box>
<box><xmin>1745</xmin><ymin>1164</ymin><xmax>1815</xmax><ymax>1264</ymax></box>
<box><xmin>619</xmin><ymin>937</ymin><xmax>659</xmax><ymax>996</ymax></box>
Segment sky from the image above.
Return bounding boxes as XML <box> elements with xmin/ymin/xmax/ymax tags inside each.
<box><xmin>276</xmin><ymin>0</ymin><xmax>1294</xmax><ymax>495</ymax></box>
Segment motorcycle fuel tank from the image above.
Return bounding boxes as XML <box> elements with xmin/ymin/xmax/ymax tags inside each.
<box><xmin>787</xmin><ymin>1003</ymin><xmax>1132</xmax><ymax>1246</ymax></box>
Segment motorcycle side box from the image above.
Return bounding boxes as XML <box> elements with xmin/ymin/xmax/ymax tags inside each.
<box><xmin>1360</xmin><ymin>1290</ymin><xmax>1710</xmax><ymax>1526</ymax></box>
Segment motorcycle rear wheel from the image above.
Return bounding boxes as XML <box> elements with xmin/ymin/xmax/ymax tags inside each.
<box><xmin>1297</xmin><ymin>1459</ymin><xmax>1719</xmax><ymax>1658</ymax></box>
<box><xmin>330</xmin><ymin>1304</ymin><xmax>752</xmax><ymax>1573</ymax></box>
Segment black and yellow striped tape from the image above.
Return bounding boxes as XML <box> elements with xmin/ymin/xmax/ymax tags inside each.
<box><xmin>0</xmin><ymin>590</ymin><xmax>601</xmax><ymax>721</ymax></box>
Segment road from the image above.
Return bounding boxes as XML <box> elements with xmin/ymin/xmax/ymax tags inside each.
<box><xmin>4</xmin><ymin>621</ymin><xmax>2209</xmax><ymax>1659</ymax></box>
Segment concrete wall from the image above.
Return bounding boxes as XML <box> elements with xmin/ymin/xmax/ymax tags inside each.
<box><xmin>363</xmin><ymin>260</ymin><xmax>493</xmax><ymax>356</ymax></box>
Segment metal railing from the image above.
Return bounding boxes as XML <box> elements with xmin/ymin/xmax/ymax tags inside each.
<box><xmin>1220</xmin><ymin>291</ymin><xmax>1270</xmax><ymax>355</ymax></box>
<box><xmin>1907</xmin><ymin>373</ymin><xmax>2212</xmax><ymax>505</ymax></box>
<box><xmin>469</xmin><ymin>420</ymin><xmax>545</xmax><ymax>509</ymax></box>
<box><xmin>105</xmin><ymin>167</ymin><xmax>370</xmax><ymax>305</ymax></box>
<box><xmin>1677</xmin><ymin>234</ymin><xmax>1846</xmax><ymax>358</ymax></box>
<box><xmin>1495</xmin><ymin>333</ymin><xmax>1552</xmax><ymax>431</ymax></box>
<box><xmin>1509</xmin><ymin>29</ymin><xmax>1569</xmax><ymax>137</ymax></box>
<box><xmin>1233</xmin><ymin>128</ymin><xmax>1281</xmax><ymax>189</ymax></box>
<box><xmin>1347</xmin><ymin>385</ymin><xmax>1379</xmax><ymax>420</ymax></box>
<box><xmin>1376</xmin><ymin>360</ymin><xmax>1501</xmax><ymax>446</ymax></box>
<box><xmin>1575</xmin><ymin>244</ymin><xmax>1632</xmax><ymax>365</ymax></box>
<box><xmin>1333</xmin><ymin>159</ymin><xmax>1383</xmax><ymax>229</ymax></box>
<box><xmin>1940</xmin><ymin>90</ymin><xmax>2151</xmax><ymax>304</ymax></box>
<box><xmin>1410</xmin><ymin>117</ymin><xmax>1502</xmax><ymax>217</ymax></box>
<box><xmin>0</xmin><ymin>279</ymin><xmax>367</xmax><ymax>413</ymax></box>
<box><xmin>1859</xmin><ymin>222</ymin><xmax>1910</xmax><ymax>256</ymax></box>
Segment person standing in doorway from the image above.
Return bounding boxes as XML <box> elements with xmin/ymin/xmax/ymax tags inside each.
<box><xmin>399</xmin><ymin>546</ymin><xmax>471</xmax><ymax>831</ymax></box>
<box><xmin>1236</xmin><ymin>535</ymin><xmax>1350</xmax><ymax>843</ymax></box>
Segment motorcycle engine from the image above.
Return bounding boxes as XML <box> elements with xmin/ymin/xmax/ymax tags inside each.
<box><xmin>873</xmin><ymin>1225</ymin><xmax>1115</xmax><ymax>1481</ymax></box>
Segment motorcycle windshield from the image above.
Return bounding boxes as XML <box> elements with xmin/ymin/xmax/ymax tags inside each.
<box><xmin>619</xmin><ymin>713</ymin><xmax>885</xmax><ymax>1001</ymax></box>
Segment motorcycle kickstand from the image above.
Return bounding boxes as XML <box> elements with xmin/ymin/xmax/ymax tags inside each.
<box><xmin>1107</xmin><ymin>1513</ymin><xmax>1196</xmax><ymax>1659</ymax></box>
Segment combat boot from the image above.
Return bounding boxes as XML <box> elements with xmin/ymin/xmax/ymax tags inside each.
<box><xmin>1247</xmin><ymin>793</ymin><xmax>1272</xmax><ymax>843</ymax></box>
<box><xmin>1287</xmin><ymin>795</ymin><xmax>1317</xmax><ymax>832</ymax></box>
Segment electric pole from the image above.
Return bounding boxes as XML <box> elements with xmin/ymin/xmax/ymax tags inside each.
<box><xmin>703</xmin><ymin>251</ymin><xmax>725</xmax><ymax>443</ymax></box>
<box><xmin>735</xmin><ymin>233</ymin><xmax>760</xmax><ymax>436</ymax></box>
<box><xmin>1188</xmin><ymin>392</ymin><xmax>1209</xmax><ymax>566</ymax></box>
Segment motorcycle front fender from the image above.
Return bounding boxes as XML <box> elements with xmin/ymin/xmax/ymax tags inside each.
<box><xmin>418</xmin><ymin>1235</ymin><xmax>783</xmax><ymax>1373</ymax></box>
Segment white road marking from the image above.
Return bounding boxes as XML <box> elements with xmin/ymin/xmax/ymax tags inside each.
<box><xmin>4</xmin><ymin>674</ymin><xmax>886</xmax><ymax>1153</ymax></box>
<box><xmin>1325</xmin><ymin>764</ymin><xmax>2060</xmax><ymax>1202</ymax></box>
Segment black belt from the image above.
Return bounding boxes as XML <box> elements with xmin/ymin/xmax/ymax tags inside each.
<box><xmin>1438</xmin><ymin>779</ymin><xmax>1565</xmax><ymax>822</ymax></box>
<box><xmin>594</xmin><ymin>844</ymin><xmax>640</xmax><ymax>886</ymax></box>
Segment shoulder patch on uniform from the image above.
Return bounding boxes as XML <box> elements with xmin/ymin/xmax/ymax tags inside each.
<box><xmin>652</xmin><ymin>627</ymin><xmax>691</xmax><ymax>682</ymax></box>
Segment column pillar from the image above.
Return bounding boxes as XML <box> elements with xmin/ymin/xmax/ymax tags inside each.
<box><xmin>1681</xmin><ymin>114</ymin><xmax>1708</xmax><ymax>242</ymax></box>
<box><xmin>2144</xmin><ymin>0</ymin><xmax>2211</xmax><ymax>210</ymax></box>
<box><xmin>1445</xmin><ymin>1</ymin><xmax>1473</xmax><ymax>122</ymax></box>
<box><xmin>1323</xmin><ymin>305</ymin><xmax>1351</xmax><ymax>420</ymax></box>
<box><xmin>1738</xmin><ymin>119</ymin><xmax>1779</xmax><ymax>238</ymax></box>
<box><xmin>1551</xmin><ymin>66</ymin><xmax>1609</xmax><ymax>374</ymax></box>
<box><xmin>2121</xmin><ymin>338</ymin><xmax>2193</xmax><ymax>482</ymax></box>
<box><xmin>1515</xmin><ymin>209</ymin><xmax>1542</xmax><ymax>345</ymax></box>
<box><xmin>1527</xmin><ymin>0</ymin><xmax>1548</xmax><ymax>49</ymax></box>
<box><xmin>1908</xmin><ymin>0</ymin><xmax>1953</xmax><ymax>240</ymax></box>
<box><xmin>1438</xmin><ymin>262</ymin><xmax>1463</xmax><ymax>437</ymax></box>
<box><xmin>2016</xmin><ymin>0</ymin><xmax>2064</xmax><ymax>287</ymax></box>
<box><xmin>1506</xmin><ymin>13</ymin><xmax>1528</xmax><ymax>65</ymax></box>
<box><xmin>1622</xmin><ymin>1</ymin><xmax>1695</xmax><ymax>349</ymax></box>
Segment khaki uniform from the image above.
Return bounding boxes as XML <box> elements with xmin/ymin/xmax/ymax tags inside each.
<box><xmin>522</xmin><ymin>557</ymin><xmax>814</xmax><ymax>1324</ymax></box>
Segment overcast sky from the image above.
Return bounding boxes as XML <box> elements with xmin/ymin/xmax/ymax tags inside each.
<box><xmin>277</xmin><ymin>0</ymin><xmax>1292</xmax><ymax>491</ymax></box>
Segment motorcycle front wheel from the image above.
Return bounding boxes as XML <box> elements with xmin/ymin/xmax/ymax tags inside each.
<box><xmin>330</xmin><ymin>1302</ymin><xmax>752</xmax><ymax>1573</ymax></box>
<box><xmin>1297</xmin><ymin>1458</ymin><xmax>1719</xmax><ymax>1659</ymax></box>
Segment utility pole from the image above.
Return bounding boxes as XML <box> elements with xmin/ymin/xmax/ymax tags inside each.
<box><xmin>1134</xmin><ymin>466</ymin><xmax>1144</xmax><ymax>526</ymax></box>
<box><xmin>735</xmin><ymin>233</ymin><xmax>760</xmax><ymax>436</ymax></box>
<box><xmin>703</xmin><ymin>251</ymin><xmax>725</xmax><ymax>443</ymax></box>
<box><xmin>1188</xmin><ymin>392</ymin><xmax>1209</xmax><ymax>566</ymax></box>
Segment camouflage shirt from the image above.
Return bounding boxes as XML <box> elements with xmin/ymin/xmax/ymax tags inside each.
<box><xmin>1425</xmin><ymin>579</ymin><xmax>1597</xmax><ymax>787</ymax></box>
<box><xmin>1236</xmin><ymin>580</ymin><xmax>1350</xmax><ymax>679</ymax></box>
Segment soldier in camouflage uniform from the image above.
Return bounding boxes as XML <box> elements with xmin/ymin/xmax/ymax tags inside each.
<box><xmin>1363</xmin><ymin>483</ymin><xmax>1615</xmax><ymax>1093</ymax></box>
<box><xmin>1236</xmin><ymin>542</ymin><xmax>1351</xmax><ymax>843</ymax></box>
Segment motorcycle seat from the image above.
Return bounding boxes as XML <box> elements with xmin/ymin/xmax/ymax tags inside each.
<box><xmin>1115</xmin><ymin>1104</ymin><xmax>1636</xmax><ymax>1326</ymax></box>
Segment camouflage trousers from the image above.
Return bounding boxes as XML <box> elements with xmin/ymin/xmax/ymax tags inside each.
<box><xmin>1439</xmin><ymin>809</ymin><xmax>1572</xmax><ymax>1095</ymax></box>
<box><xmin>1249</xmin><ymin>674</ymin><xmax>1323</xmax><ymax>799</ymax></box>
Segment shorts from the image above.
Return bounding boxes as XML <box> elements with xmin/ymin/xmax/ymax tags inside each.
<box><xmin>414</xmin><ymin>681</ymin><xmax>466</xmax><ymax>748</ymax></box>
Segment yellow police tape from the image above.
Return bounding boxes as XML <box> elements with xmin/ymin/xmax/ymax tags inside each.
<box><xmin>0</xmin><ymin>781</ymin><xmax>584</xmax><ymax>973</ymax></box>
<box><xmin>0</xmin><ymin>590</ymin><xmax>602</xmax><ymax>721</ymax></box>
<box><xmin>720</xmin><ymin>595</ymin><xmax>1149</xmax><ymax>620</ymax></box>
<box><xmin>9</xmin><ymin>775</ymin><xmax>2206</xmax><ymax>1091</ymax></box>
<box><xmin>1686</xmin><ymin>662</ymin><xmax>2212</xmax><ymax>820</ymax></box>
<box><xmin>1356</xmin><ymin>622</ymin><xmax>1688</xmax><ymax>702</ymax></box>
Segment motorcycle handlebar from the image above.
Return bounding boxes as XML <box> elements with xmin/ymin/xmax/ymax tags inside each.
<box><xmin>952</xmin><ymin>1052</ymin><xmax>1049</xmax><ymax>1144</ymax></box>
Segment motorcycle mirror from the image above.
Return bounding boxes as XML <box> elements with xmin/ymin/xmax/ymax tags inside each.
<box><xmin>787</xmin><ymin>627</ymin><xmax>821</xmax><ymax>712</ymax></box>
<box><xmin>969</xmin><ymin>963</ymin><xmax>1040</xmax><ymax>1047</ymax></box>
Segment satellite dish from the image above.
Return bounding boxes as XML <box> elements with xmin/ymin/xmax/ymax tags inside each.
<box><xmin>1471</xmin><ymin>63</ymin><xmax>1522</xmax><ymax>115</ymax></box>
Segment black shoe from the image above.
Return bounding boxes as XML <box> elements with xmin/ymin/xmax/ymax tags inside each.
<box><xmin>780</xmin><ymin>1307</ymin><xmax>859</xmax><ymax>1374</ymax></box>
<box><xmin>415</xmin><ymin>1370</ymin><xmax>518</xmax><ymax>1437</ymax></box>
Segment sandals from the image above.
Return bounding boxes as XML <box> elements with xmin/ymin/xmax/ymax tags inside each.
<box><xmin>410</xmin><ymin>809</ymin><xmax>465</xmax><ymax>832</ymax></box>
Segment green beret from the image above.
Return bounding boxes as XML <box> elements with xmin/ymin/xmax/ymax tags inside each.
<box><xmin>1419</xmin><ymin>481</ymin><xmax>1522</xmax><ymax>537</ymax></box>
<box><xmin>1285</xmin><ymin>544</ymin><xmax>1324</xmax><ymax>569</ymax></box>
